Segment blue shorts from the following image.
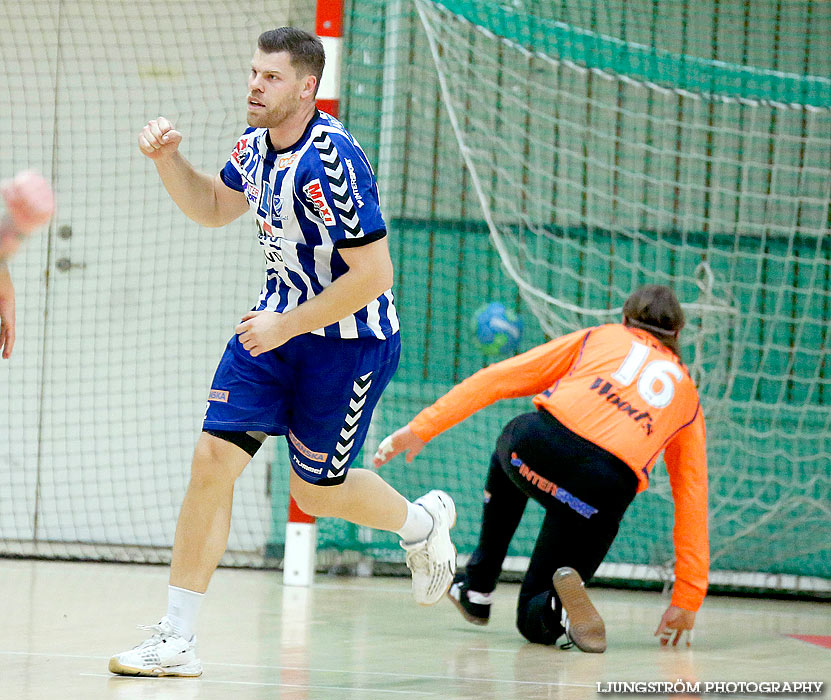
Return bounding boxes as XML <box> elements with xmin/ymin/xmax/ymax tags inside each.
<box><xmin>203</xmin><ymin>332</ymin><xmax>400</xmax><ymax>485</ymax></box>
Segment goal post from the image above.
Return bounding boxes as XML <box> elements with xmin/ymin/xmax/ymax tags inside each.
<box><xmin>282</xmin><ymin>0</ymin><xmax>348</xmax><ymax>587</ymax></box>
<box><xmin>411</xmin><ymin>0</ymin><xmax>831</xmax><ymax>593</ymax></box>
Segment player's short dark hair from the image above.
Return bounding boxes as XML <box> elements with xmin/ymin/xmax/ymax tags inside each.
<box><xmin>258</xmin><ymin>27</ymin><xmax>325</xmax><ymax>96</ymax></box>
<box><xmin>623</xmin><ymin>285</ymin><xmax>685</xmax><ymax>359</ymax></box>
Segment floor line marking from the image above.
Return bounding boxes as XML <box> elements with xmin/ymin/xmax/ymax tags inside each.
<box><xmin>81</xmin><ymin>673</ymin><xmax>433</xmax><ymax>694</ymax></box>
<box><xmin>0</xmin><ymin>651</ymin><xmax>594</xmax><ymax>688</ymax></box>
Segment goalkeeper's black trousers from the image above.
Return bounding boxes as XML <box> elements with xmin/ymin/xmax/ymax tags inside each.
<box><xmin>463</xmin><ymin>409</ymin><xmax>639</xmax><ymax>645</ymax></box>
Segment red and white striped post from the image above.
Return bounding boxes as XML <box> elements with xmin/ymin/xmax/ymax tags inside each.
<box><xmin>282</xmin><ymin>0</ymin><xmax>345</xmax><ymax>587</ymax></box>
<box><xmin>315</xmin><ymin>0</ymin><xmax>343</xmax><ymax>119</ymax></box>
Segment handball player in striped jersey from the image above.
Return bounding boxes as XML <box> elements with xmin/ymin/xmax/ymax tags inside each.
<box><xmin>0</xmin><ymin>170</ymin><xmax>55</xmax><ymax>359</ymax></box>
<box><xmin>375</xmin><ymin>285</ymin><xmax>708</xmax><ymax>652</ymax></box>
<box><xmin>109</xmin><ymin>27</ymin><xmax>455</xmax><ymax>678</ymax></box>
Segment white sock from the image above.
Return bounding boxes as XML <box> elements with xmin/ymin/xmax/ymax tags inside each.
<box><xmin>396</xmin><ymin>501</ymin><xmax>434</xmax><ymax>544</ymax></box>
<box><xmin>167</xmin><ymin>585</ymin><xmax>204</xmax><ymax>641</ymax></box>
<box><xmin>467</xmin><ymin>589</ymin><xmax>493</xmax><ymax>604</ymax></box>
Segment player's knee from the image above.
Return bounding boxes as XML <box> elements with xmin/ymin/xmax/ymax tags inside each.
<box><xmin>515</xmin><ymin>595</ymin><xmax>563</xmax><ymax>645</ymax></box>
<box><xmin>515</xmin><ymin>604</ymin><xmax>536</xmax><ymax>643</ymax></box>
<box><xmin>189</xmin><ymin>436</ymin><xmax>242</xmax><ymax>489</ymax></box>
<box><xmin>290</xmin><ymin>481</ymin><xmax>344</xmax><ymax>517</ymax></box>
<box><xmin>188</xmin><ymin>461</ymin><xmax>225</xmax><ymax>491</ymax></box>
<box><xmin>515</xmin><ymin>610</ymin><xmax>555</xmax><ymax>645</ymax></box>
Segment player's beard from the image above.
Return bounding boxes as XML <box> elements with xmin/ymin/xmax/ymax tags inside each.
<box><xmin>247</xmin><ymin>91</ymin><xmax>301</xmax><ymax>129</ymax></box>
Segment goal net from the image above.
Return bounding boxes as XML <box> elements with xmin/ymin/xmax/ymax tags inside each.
<box><xmin>0</xmin><ymin>0</ymin><xmax>314</xmax><ymax>565</ymax></box>
<box><xmin>2</xmin><ymin>0</ymin><xmax>829</xmax><ymax>597</ymax></box>
<box><xmin>412</xmin><ymin>0</ymin><xmax>831</xmax><ymax>591</ymax></box>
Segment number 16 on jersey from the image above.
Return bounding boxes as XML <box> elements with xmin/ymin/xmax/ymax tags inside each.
<box><xmin>611</xmin><ymin>341</ymin><xmax>683</xmax><ymax>409</ymax></box>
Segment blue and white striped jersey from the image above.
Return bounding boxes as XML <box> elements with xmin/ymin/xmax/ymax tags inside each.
<box><xmin>220</xmin><ymin>110</ymin><xmax>399</xmax><ymax>340</ymax></box>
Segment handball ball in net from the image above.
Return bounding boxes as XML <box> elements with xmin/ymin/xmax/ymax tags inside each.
<box><xmin>472</xmin><ymin>302</ymin><xmax>523</xmax><ymax>357</ymax></box>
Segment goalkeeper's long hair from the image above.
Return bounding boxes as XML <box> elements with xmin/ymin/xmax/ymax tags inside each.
<box><xmin>623</xmin><ymin>285</ymin><xmax>685</xmax><ymax>361</ymax></box>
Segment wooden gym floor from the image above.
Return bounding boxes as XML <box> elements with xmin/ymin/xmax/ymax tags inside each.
<box><xmin>1</xmin><ymin>559</ymin><xmax>828</xmax><ymax>699</ymax></box>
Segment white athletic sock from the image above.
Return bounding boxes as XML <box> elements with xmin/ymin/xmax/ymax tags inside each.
<box><xmin>396</xmin><ymin>501</ymin><xmax>434</xmax><ymax>544</ymax></box>
<box><xmin>467</xmin><ymin>589</ymin><xmax>493</xmax><ymax>604</ymax></box>
<box><xmin>167</xmin><ymin>585</ymin><xmax>204</xmax><ymax>641</ymax></box>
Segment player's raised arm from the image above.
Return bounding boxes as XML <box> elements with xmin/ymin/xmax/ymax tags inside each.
<box><xmin>138</xmin><ymin>117</ymin><xmax>248</xmax><ymax>228</ymax></box>
<box><xmin>0</xmin><ymin>262</ymin><xmax>16</xmax><ymax>359</ymax></box>
<box><xmin>1</xmin><ymin>170</ymin><xmax>55</xmax><ymax>359</ymax></box>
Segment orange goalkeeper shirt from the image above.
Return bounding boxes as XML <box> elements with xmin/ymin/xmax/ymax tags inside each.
<box><xmin>409</xmin><ymin>323</ymin><xmax>709</xmax><ymax>611</ymax></box>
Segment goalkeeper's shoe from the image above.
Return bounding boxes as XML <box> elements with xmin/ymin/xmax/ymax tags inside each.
<box><xmin>108</xmin><ymin>616</ymin><xmax>202</xmax><ymax>677</ymax></box>
<box><xmin>553</xmin><ymin>567</ymin><xmax>606</xmax><ymax>653</ymax></box>
<box><xmin>448</xmin><ymin>574</ymin><xmax>492</xmax><ymax>625</ymax></box>
<box><xmin>401</xmin><ymin>490</ymin><xmax>457</xmax><ymax>605</ymax></box>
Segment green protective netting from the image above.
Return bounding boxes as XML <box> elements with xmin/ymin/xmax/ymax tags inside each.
<box><xmin>267</xmin><ymin>0</ymin><xmax>831</xmax><ymax>592</ymax></box>
<box><xmin>437</xmin><ymin>0</ymin><xmax>831</xmax><ymax>107</ymax></box>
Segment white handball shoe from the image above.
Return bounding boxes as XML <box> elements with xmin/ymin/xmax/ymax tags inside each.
<box><xmin>108</xmin><ymin>617</ymin><xmax>202</xmax><ymax>677</ymax></box>
<box><xmin>401</xmin><ymin>490</ymin><xmax>457</xmax><ymax>605</ymax></box>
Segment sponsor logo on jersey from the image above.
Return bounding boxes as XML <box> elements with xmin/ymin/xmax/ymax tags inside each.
<box><xmin>263</xmin><ymin>247</ymin><xmax>283</xmax><ymax>265</ymax></box>
<box><xmin>510</xmin><ymin>453</ymin><xmax>598</xmax><ymax>518</ymax></box>
<box><xmin>244</xmin><ymin>183</ymin><xmax>260</xmax><ymax>204</ymax></box>
<box><xmin>256</xmin><ymin>220</ymin><xmax>284</xmax><ymax>264</ymax></box>
<box><xmin>277</xmin><ymin>152</ymin><xmax>299</xmax><ymax>170</ymax></box>
<box><xmin>237</xmin><ymin>150</ymin><xmax>261</xmax><ymax>184</ymax></box>
<box><xmin>273</xmin><ymin>194</ymin><xmax>288</xmax><ymax>221</ymax></box>
<box><xmin>289</xmin><ymin>430</ymin><xmax>328</xmax><ymax>462</ymax></box>
<box><xmin>231</xmin><ymin>137</ymin><xmax>249</xmax><ymax>163</ymax></box>
<box><xmin>588</xmin><ymin>377</ymin><xmax>654</xmax><ymax>435</ymax></box>
<box><xmin>256</xmin><ymin>219</ymin><xmax>280</xmax><ymax>241</ymax></box>
<box><xmin>344</xmin><ymin>158</ymin><xmax>364</xmax><ymax>208</ymax></box>
<box><xmin>208</xmin><ymin>389</ymin><xmax>229</xmax><ymax>403</ymax></box>
<box><xmin>302</xmin><ymin>179</ymin><xmax>336</xmax><ymax>227</ymax></box>
<box><xmin>292</xmin><ymin>452</ymin><xmax>323</xmax><ymax>475</ymax></box>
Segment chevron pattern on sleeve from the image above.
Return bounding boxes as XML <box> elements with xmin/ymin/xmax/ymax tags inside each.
<box><xmin>329</xmin><ymin>371</ymin><xmax>374</xmax><ymax>479</ymax></box>
<box><xmin>311</xmin><ymin>132</ymin><xmax>363</xmax><ymax>239</ymax></box>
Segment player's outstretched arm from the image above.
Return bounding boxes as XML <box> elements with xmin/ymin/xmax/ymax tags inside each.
<box><xmin>654</xmin><ymin>605</ymin><xmax>696</xmax><ymax>647</ymax></box>
<box><xmin>373</xmin><ymin>426</ymin><xmax>426</xmax><ymax>467</ymax></box>
<box><xmin>0</xmin><ymin>170</ymin><xmax>55</xmax><ymax>261</ymax></box>
<box><xmin>138</xmin><ymin>117</ymin><xmax>248</xmax><ymax>227</ymax></box>
<box><xmin>0</xmin><ymin>170</ymin><xmax>54</xmax><ymax>358</ymax></box>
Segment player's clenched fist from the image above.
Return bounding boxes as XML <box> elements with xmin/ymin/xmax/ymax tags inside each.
<box><xmin>1</xmin><ymin>170</ymin><xmax>55</xmax><ymax>234</ymax></box>
<box><xmin>138</xmin><ymin>117</ymin><xmax>182</xmax><ymax>159</ymax></box>
<box><xmin>0</xmin><ymin>170</ymin><xmax>55</xmax><ymax>260</ymax></box>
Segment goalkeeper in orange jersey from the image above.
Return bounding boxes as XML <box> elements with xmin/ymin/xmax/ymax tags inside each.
<box><xmin>374</xmin><ymin>285</ymin><xmax>708</xmax><ymax>653</ymax></box>
<box><xmin>0</xmin><ymin>170</ymin><xmax>55</xmax><ymax>359</ymax></box>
